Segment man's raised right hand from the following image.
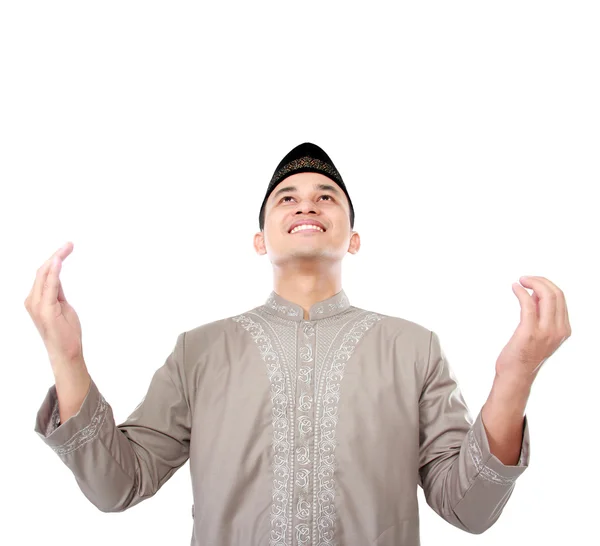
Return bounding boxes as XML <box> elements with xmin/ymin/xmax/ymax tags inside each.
<box><xmin>24</xmin><ymin>241</ymin><xmax>84</xmax><ymax>368</ymax></box>
<box><xmin>25</xmin><ymin>242</ymin><xmax>91</xmax><ymax>423</ymax></box>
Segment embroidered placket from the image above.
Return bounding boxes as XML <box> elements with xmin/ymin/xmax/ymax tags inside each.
<box><xmin>234</xmin><ymin>290</ymin><xmax>385</xmax><ymax>546</ymax></box>
<box><xmin>293</xmin><ymin>320</ymin><xmax>316</xmax><ymax>545</ymax></box>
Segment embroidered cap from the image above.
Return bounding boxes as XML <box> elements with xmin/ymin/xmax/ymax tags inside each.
<box><xmin>258</xmin><ymin>142</ymin><xmax>355</xmax><ymax>230</ymax></box>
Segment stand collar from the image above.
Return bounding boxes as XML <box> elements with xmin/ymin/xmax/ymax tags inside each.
<box><xmin>262</xmin><ymin>289</ymin><xmax>350</xmax><ymax>321</ymax></box>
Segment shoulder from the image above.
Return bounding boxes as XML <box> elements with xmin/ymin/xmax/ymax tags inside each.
<box><xmin>181</xmin><ymin>314</ymin><xmax>239</xmax><ymax>351</ymax></box>
<box><xmin>354</xmin><ymin>308</ymin><xmax>437</xmax><ymax>387</ymax></box>
<box><xmin>352</xmin><ymin>305</ymin><xmax>433</xmax><ymax>348</ymax></box>
<box><xmin>180</xmin><ymin>305</ymin><xmax>265</xmax><ymax>356</ymax></box>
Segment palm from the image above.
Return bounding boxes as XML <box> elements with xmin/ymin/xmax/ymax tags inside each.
<box><xmin>45</xmin><ymin>293</ymin><xmax>83</xmax><ymax>362</ymax></box>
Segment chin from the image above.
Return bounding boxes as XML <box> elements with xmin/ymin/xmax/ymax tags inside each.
<box><xmin>290</xmin><ymin>249</ymin><xmax>337</xmax><ymax>260</ymax></box>
<box><xmin>269</xmin><ymin>249</ymin><xmax>323</xmax><ymax>262</ymax></box>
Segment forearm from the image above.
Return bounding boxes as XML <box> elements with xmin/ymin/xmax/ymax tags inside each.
<box><xmin>481</xmin><ymin>374</ymin><xmax>532</xmax><ymax>466</ymax></box>
<box><xmin>35</xmin><ymin>336</ymin><xmax>192</xmax><ymax>513</ymax></box>
<box><xmin>52</xmin><ymin>355</ymin><xmax>92</xmax><ymax>424</ymax></box>
<box><xmin>36</xmin><ymin>377</ymin><xmax>143</xmax><ymax>512</ymax></box>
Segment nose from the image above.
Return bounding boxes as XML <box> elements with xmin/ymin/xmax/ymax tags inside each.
<box><xmin>295</xmin><ymin>198</ymin><xmax>319</xmax><ymax>215</ymax></box>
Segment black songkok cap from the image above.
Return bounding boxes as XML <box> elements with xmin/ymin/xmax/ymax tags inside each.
<box><xmin>258</xmin><ymin>142</ymin><xmax>355</xmax><ymax>230</ymax></box>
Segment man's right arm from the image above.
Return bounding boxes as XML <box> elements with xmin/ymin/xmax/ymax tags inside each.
<box><xmin>34</xmin><ymin>332</ymin><xmax>192</xmax><ymax>513</ymax></box>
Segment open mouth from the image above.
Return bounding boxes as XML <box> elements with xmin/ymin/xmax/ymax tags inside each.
<box><xmin>289</xmin><ymin>225</ymin><xmax>326</xmax><ymax>234</ymax></box>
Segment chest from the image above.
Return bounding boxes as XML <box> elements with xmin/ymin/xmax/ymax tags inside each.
<box><xmin>189</xmin><ymin>312</ymin><xmax>421</xmax><ymax>456</ymax></box>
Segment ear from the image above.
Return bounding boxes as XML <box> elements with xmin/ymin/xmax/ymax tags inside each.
<box><xmin>347</xmin><ymin>231</ymin><xmax>360</xmax><ymax>255</ymax></box>
<box><xmin>254</xmin><ymin>231</ymin><xmax>267</xmax><ymax>255</ymax></box>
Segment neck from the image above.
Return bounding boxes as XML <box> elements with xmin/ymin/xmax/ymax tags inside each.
<box><xmin>273</xmin><ymin>261</ymin><xmax>342</xmax><ymax>320</ymax></box>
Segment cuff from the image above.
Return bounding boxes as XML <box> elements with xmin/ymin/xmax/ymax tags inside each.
<box><xmin>467</xmin><ymin>410</ymin><xmax>530</xmax><ymax>486</ymax></box>
<box><xmin>34</xmin><ymin>379</ymin><xmax>108</xmax><ymax>455</ymax></box>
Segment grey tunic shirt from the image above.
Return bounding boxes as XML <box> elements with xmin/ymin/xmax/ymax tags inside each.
<box><xmin>34</xmin><ymin>289</ymin><xmax>530</xmax><ymax>545</ymax></box>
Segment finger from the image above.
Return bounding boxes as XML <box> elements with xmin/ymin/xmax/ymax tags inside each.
<box><xmin>530</xmin><ymin>275</ymin><xmax>561</xmax><ymax>293</ymax></box>
<box><xmin>563</xmin><ymin>298</ymin><xmax>572</xmax><ymax>335</ymax></box>
<box><xmin>532</xmin><ymin>291</ymin><xmax>541</xmax><ymax>320</ymax></box>
<box><xmin>519</xmin><ymin>276</ymin><xmax>556</xmax><ymax>330</ymax></box>
<box><xmin>30</xmin><ymin>242</ymin><xmax>73</xmax><ymax>307</ymax></box>
<box><xmin>532</xmin><ymin>276</ymin><xmax>564</xmax><ymax>330</ymax></box>
<box><xmin>57</xmin><ymin>277</ymin><xmax>67</xmax><ymax>302</ymax></box>
<box><xmin>550</xmin><ymin>283</ymin><xmax>569</xmax><ymax>333</ymax></box>
<box><xmin>51</xmin><ymin>243</ymin><xmax>73</xmax><ymax>303</ymax></box>
<box><xmin>42</xmin><ymin>256</ymin><xmax>62</xmax><ymax>307</ymax></box>
<box><xmin>512</xmin><ymin>282</ymin><xmax>537</xmax><ymax>327</ymax></box>
<box><xmin>30</xmin><ymin>259</ymin><xmax>54</xmax><ymax>308</ymax></box>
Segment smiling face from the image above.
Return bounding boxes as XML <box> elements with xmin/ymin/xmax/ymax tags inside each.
<box><xmin>254</xmin><ymin>172</ymin><xmax>360</xmax><ymax>265</ymax></box>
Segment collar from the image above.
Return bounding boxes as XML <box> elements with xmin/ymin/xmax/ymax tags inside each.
<box><xmin>262</xmin><ymin>289</ymin><xmax>351</xmax><ymax>322</ymax></box>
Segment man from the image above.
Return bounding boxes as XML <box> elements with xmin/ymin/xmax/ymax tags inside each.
<box><xmin>27</xmin><ymin>142</ymin><xmax>571</xmax><ymax>545</ymax></box>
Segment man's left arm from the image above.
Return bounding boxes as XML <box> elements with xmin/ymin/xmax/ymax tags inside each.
<box><xmin>418</xmin><ymin>330</ymin><xmax>530</xmax><ymax>536</ymax></box>
<box><xmin>481</xmin><ymin>275</ymin><xmax>571</xmax><ymax>466</ymax></box>
<box><xmin>419</xmin><ymin>276</ymin><xmax>570</xmax><ymax>535</ymax></box>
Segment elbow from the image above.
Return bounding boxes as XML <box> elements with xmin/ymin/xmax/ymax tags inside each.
<box><xmin>455</xmin><ymin>509</ymin><xmax>502</xmax><ymax>535</ymax></box>
<box><xmin>447</xmin><ymin>515</ymin><xmax>493</xmax><ymax>535</ymax></box>
<box><xmin>81</xmin><ymin>483</ymin><xmax>139</xmax><ymax>514</ymax></box>
<box><xmin>467</xmin><ymin>521</ymin><xmax>498</xmax><ymax>535</ymax></box>
<box><xmin>90</xmin><ymin>497</ymin><xmax>132</xmax><ymax>514</ymax></box>
<box><xmin>94</xmin><ymin>500</ymin><xmax>131</xmax><ymax>514</ymax></box>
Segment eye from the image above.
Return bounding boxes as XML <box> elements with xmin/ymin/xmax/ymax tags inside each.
<box><xmin>279</xmin><ymin>194</ymin><xmax>334</xmax><ymax>203</ymax></box>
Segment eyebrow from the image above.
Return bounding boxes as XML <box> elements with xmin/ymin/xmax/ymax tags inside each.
<box><xmin>271</xmin><ymin>183</ymin><xmax>342</xmax><ymax>201</ymax></box>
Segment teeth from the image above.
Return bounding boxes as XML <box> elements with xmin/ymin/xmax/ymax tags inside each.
<box><xmin>290</xmin><ymin>224</ymin><xmax>324</xmax><ymax>234</ymax></box>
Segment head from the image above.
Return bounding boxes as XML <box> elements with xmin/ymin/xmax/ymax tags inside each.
<box><xmin>254</xmin><ymin>171</ymin><xmax>360</xmax><ymax>266</ymax></box>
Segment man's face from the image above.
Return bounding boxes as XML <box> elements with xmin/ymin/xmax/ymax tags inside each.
<box><xmin>254</xmin><ymin>172</ymin><xmax>360</xmax><ymax>264</ymax></box>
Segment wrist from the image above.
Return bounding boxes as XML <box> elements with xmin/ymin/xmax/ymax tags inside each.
<box><xmin>52</xmin><ymin>356</ymin><xmax>90</xmax><ymax>394</ymax></box>
<box><xmin>488</xmin><ymin>374</ymin><xmax>532</xmax><ymax>414</ymax></box>
<box><xmin>493</xmin><ymin>372</ymin><xmax>534</xmax><ymax>393</ymax></box>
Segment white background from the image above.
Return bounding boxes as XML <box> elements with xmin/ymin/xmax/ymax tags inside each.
<box><xmin>2</xmin><ymin>1</ymin><xmax>598</xmax><ymax>544</ymax></box>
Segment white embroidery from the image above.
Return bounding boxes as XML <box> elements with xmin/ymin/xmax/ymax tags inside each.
<box><xmin>296</xmin><ymin>522</ymin><xmax>311</xmax><ymax>545</ymax></box>
<box><xmin>467</xmin><ymin>428</ymin><xmax>521</xmax><ymax>485</ymax></box>
<box><xmin>298</xmin><ymin>415</ymin><xmax>312</xmax><ymax>436</ymax></box>
<box><xmin>234</xmin><ymin>304</ymin><xmax>383</xmax><ymax>546</ymax></box>
<box><xmin>52</xmin><ymin>392</ymin><xmax>108</xmax><ymax>456</ymax></box>
<box><xmin>296</xmin><ymin>446</ymin><xmax>310</xmax><ymax>465</ymax></box>
<box><xmin>303</xmin><ymin>322</ymin><xmax>316</xmax><ymax>337</ymax></box>
<box><xmin>313</xmin><ymin>295</ymin><xmax>350</xmax><ymax>316</ymax></box>
<box><xmin>299</xmin><ymin>344</ymin><xmax>313</xmax><ymax>362</ymax></box>
<box><xmin>298</xmin><ymin>392</ymin><xmax>312</xmax><ymax>412</ymax></box>
<box><xmin>298</xmin><ymin>365</ymin><xmax>313</xmax><ymax>388</ymax></box>
<box><xmin>296</xmin><ymin>469</ymin><xmax>310</xmax><ymax>488</ymax></box>
<box><xmin>295</xmin><ymin>320</ymin><xmax>315</xmax><ymax>545</ymax></box>
<box><xmin>264</xmin><ymin>291</ymin><xmax>351</xmax><ymax>321</ymax></box>
<box><xmin>314</xmin><ymin>312</ymin><xmax>385</xmax><ymax>545</ymax></box>
<box><xmin>265</xmin><ymin>295</ymin><xmax>302</xmax><ymax>318</ymax></box>
<box><xmin>232</xmin><ymin>313</ymin><xmax>293</xmax><ymax>546</ymax></box>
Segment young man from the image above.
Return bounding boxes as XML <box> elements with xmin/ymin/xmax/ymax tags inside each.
<box><xmin>27</xmin><ymin>142</ymin><xmax>570</xmax><ymax>545</ymax></box>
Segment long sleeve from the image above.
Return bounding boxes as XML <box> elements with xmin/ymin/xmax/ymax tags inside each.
<box><xmin>33</xmin><ymin>332</ymin><xmax>192</xmax><ymax>513</ymax></box>
<box><xmin>417</xmin><ymin>330</ymin><xmax>530</xmax><ymax>535</ymax></box>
